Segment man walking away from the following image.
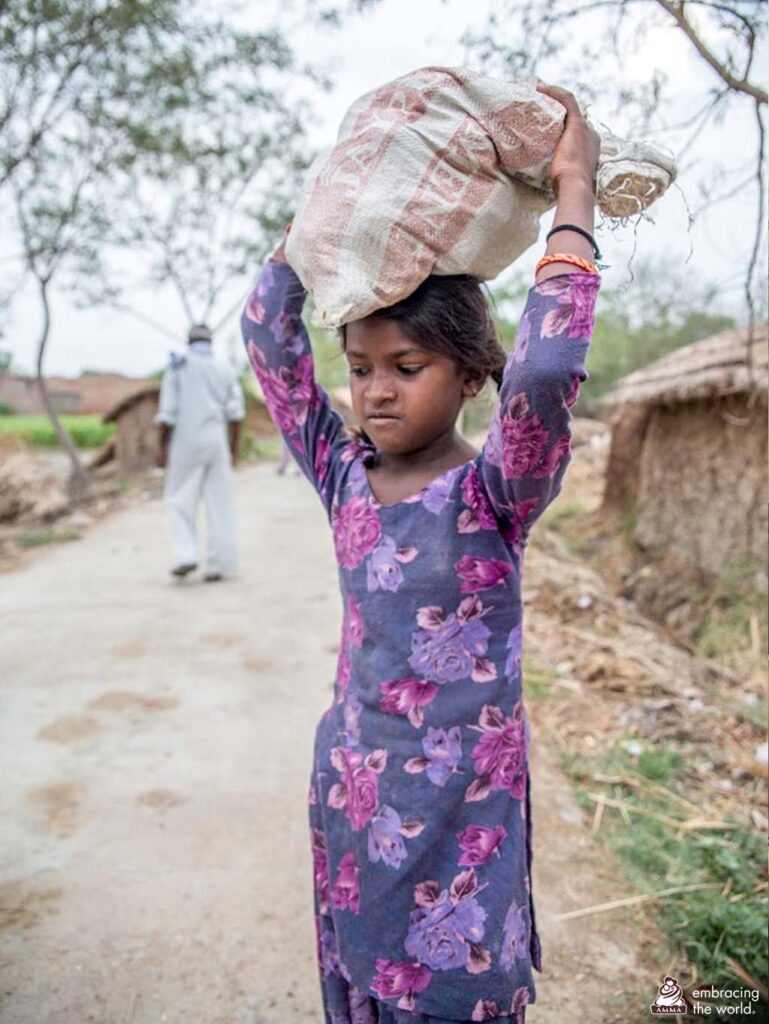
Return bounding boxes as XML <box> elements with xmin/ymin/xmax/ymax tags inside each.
<box><xmin>155</xmin><ymin>324</ymin><xmax>245</xmax><ymax>581</ymax></box>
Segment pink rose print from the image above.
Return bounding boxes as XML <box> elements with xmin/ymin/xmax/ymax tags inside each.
<box><xmin>370</xmin><ymin>959</ymin><xmax>432</xmax><ymax>1012</ymax></box>
<box><xmin>245</xmin><ymin>294</ymin><xmax>265</xmax><ymax>324</ymax></box>
<box><xmin>457</xmin><ymin>465</ymin><xmax>497</xmax><ymax>533</ymax></box>
<box><xmin>346</xmin><ymin>595</ymin><xmax>364</xmax><ymax>648</ymax></box>
<box><xmin>311</xmin><ymin>826</ymin><xmax>330</xmax><ymax>914</ymax></box>
<box><xmin>315</xmin><ymin>434</ymin><xmax>331</xmax><ymax>487</ymax></box>
<box><xmin>530</xmin><ymin>431</ymin><xmax>571</xmax><ymax>480</ymax></box>
<box><xmin>317</xmin><ymin>917</ymin><xmax>351</xmax><ymax>981</ymax></box>
<box><xmin>328</xmin><ymin>746</ymin><xmax>386</xmax><ymax>831</ymax></box>
<box><xmin>500</xmin><ymin>899</ymin><xmax>530</xmax><ymax>970</ymax></box>
<box><xmin>405</xmin><ymin>869</ymin><xmax>491</xmax><ymax>975</ymax></box>
<box><xmin>336</xmin><ymin>644</ymin><xmax>351</xmax><ymax>700</ymax></box>
<box><xmin>500</xmin><ymin>392</ymin><xmax>550</xmax><ymax>480</ymax></box>
<box><xmin>512</xmin><ymin>985</ymin><xmax>531</xmax><ymax>1015</ymax></box>
<box><xmin>330</xmin><ymin>852</ymin><xmax>360</xmax><ymax>913</ymax></box>
<box><xmin>246</xmin><ymin>342</ymin><xmax>295</xmax><ymax>435</ymax></box>
<box><xmin>332</xmin><ymin>496</ymin><xmax>382</xmax><ymax>569</ymax></box>
<box><xmin>454</xmin><ymin>555</ymin><xmax>513</xmax><ymax>593</ymax></box>
<box><xmin>472</xmin><ymin>1000</ymin><xmax>501</xmax><ymax>1022</ymax></box>
<box><xmin>512</xmin><ymin>312</ymin><xmax>531</xmax><ymax>364</ymax></box>
<box><xmin>565</xmin><ymin>373</ymin><xmax>582</xmax><ymax>408</ymax></box>
<box><xmin>379</xmin><ymin>677</ymin><xmax>438</xmax><ymax>729</ymax></box>
<box><xmin>367</xmin><ymin>805</ymin><xmax>424</xmax><ymax>869</ymax></box>
<box><xmin>540</xmin><ymin>275</ymin><xmax>598</xmax><ymax>339</ymax></box>
<box><xmin>500</xmin><ymin>496</ymin><xmax>540</xmax><ymax>550</ymax></box>
<box><xmin>465</xmin><ymin>702</ymin><xmax>528</xmax><ymax>803</ymax></box>
<box><xmin>404</xmin><ymin>726</ymin><xmax>463</xmax><ymax>787</ymax></box>
<box><xmin>505</xmin><ymin>623</ymin><xmax>522</xmax><ymax>680</ymax></box>
<box><xmin>245</xmin><ymin>345</ymin><xmax>319</xmax><ymax>446</ymax></box>
<box><xmin>456</xmin><ymin>825</ymin><xmax>507</xmax><ymax>867</ymax></box>
<box><xmin>366</xmin><ymin>536</ymin><xmax>418</xmax><ymax>593</ymax></box>
<box><xmin>408</xmin><ymin>596</ymin><xmax>496</xmax><ymax>685</ymax></box>
<box><xmin>343</xmin><ymin>692</ymin><xmax>363</xmax><ymax>747</ymax></box>
<box><xmin>336</xmin><ymin>595</ymin><xmax>365</xmax><ymax>703</ymax></box>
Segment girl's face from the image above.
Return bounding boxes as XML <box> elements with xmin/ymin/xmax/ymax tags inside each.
<box><xmin>344</xmin><ymin>318</ymin><xmax>476</xmax><ymax>457</ymax></box>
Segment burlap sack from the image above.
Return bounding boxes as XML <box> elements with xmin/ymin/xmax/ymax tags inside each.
<box><xmin>286</xmin><ymin>66</ymin><xmax>674</xmax><ymax>327</ymax></box>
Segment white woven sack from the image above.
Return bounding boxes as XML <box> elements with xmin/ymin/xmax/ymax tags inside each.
<box><xmin>286</xmin><ymin>66</ymin><xmax>675</xmax><ymax>327</ymax></box>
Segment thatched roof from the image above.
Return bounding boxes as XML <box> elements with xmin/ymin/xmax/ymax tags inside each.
<box><xmin>599</xmin><ymin>322</ymin><xmax>768</xmax><ymax>407</ymax></box>
<box><xmin>103</xmin><ymin>385</ymin><xmax>160</xmax><ymax>423</ymax></box>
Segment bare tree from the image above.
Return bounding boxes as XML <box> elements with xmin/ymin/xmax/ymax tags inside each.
<box><xmin>462</xmin><ymin>0</ymin><xmax>767</xmax><ymax>323</ymax></box>
<box><xmin>11</xmin><ymin>141</ymin><xmax>109</xmax><ymax>491</ymax></box>
<box><xmin>2</xmin><ymin>0</ymin><xmax>331</xmax><ymax>489</ymax></box>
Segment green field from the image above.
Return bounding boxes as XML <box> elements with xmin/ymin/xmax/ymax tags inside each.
<box><xmin>0</xmin><ymin>415</ymin><xmax>115</xmax><ymax>450</ymax></box>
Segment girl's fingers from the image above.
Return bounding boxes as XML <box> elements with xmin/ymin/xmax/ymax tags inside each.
<box><xmin>536</xmin><ymin>83</ymin><xmax>584</xmax><ymax>121</ymax></box>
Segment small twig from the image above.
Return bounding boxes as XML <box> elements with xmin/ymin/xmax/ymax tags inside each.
<box><xmin>749</xmin><ymin>614</ymin><xmax>761</xmax><ymax>659</ymax></box>
<box><xmin>724</xmin><ymin>956</ymin><xmax>769</xmax><ymax>1002</ymax></box>
<box><xmin>587</xmin><ymin>792</ymin><xmax>680</xmax><ymax>828</ymax></box>
<box><xmin>124</xmin><ymin>989</ymin><xmax>138</xmax><ymax>1023</ymax></box>
<box><xmin>553</xmin><ymin>882</ymin><xmax>718</xmax><ymax>921</ymax></box>
<box><xmin>591</xmin><ymin>793</ymin><xmax>605</xmax><ymax>835</ymax></box>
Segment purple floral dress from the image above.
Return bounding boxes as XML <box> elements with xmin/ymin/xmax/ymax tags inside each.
<box><xmin>241</xmin><ymin>260</ymin><xmax>600</xmax><ymax>1024</ymax></box>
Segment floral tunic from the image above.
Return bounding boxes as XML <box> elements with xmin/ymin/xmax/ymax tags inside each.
<box><xmin>241</xmin><ymin>260</ymin><xmax>599</xmax><ymax>1024</ymax></box>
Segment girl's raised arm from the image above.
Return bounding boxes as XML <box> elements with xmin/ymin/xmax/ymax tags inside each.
<box><xmin>240</xmin><ymin>232</ymin><xmax>349</xmax><ymax>514</ymax></box>
<box><xmin>478</xmin><ymin>85</ymin><xmax>602</xmax><ymax>545</ymax></box>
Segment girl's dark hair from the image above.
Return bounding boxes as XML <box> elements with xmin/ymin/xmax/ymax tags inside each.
<box><xmin>342</xmin><ymin>274</ymin><xmax>507</xmax><ymax>391</ymax></box>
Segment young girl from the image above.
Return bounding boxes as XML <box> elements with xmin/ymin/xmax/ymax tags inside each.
<box><xmin>242</xmin><ymin>84</ymin><xmax>601</xmax><ymax>1024</ymax></box>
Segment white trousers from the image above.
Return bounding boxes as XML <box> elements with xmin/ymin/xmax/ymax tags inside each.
<box><xmin>164</xmin><ymin>450</ymin><xmax>238</xmax><ymax>576</ymax></box>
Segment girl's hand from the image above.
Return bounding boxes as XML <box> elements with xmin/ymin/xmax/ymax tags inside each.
<box><xmin>537</xmin><ymin>84</ymin><xmax>600</xmax><ymax>196</ymax></box>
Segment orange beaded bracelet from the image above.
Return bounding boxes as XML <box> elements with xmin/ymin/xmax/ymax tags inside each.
<box><xmin>535</xmin><ymin>252</ymin><xmax>599</xmax><ymax>276</ymax></box>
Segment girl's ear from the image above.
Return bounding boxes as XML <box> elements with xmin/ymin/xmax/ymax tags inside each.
<box><xmin>462</xmin><ymin>374</ymin><xmax>484</xmax><ymax>399</ymax></box>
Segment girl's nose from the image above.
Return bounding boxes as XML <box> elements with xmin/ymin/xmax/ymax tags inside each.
<box><xmin>366</xmin><ymin>372</ymin><xmax>397</xmax><ymax>404</ymax></box>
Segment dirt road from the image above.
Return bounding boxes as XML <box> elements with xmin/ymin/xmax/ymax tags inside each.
<box><xmin>0</xmin><ymin>465</ymin><xmax>666</xmax><ymax>1023</ymax></box>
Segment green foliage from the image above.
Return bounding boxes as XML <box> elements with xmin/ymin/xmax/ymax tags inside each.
<box><xmin>541</xmin><ymin>498</ymin><xmax>586</xmax><ymax>528</ymax></box>
<box><xmin>692</xmin><ymin>558</ymin><xmax>768</xmax><ymax>662</ymax></box>
<box><xmin>564</xmin><ymin>742</ymin><xmax>768</xmax><ymax>1011</ymax></box>
<box><xmin>489</xmin><ymin>259</ymin><xmax>737</xmax><ymax>413</ymax></box>
<box><xmin>16</xmin><ymin>529</ymin><xmax>81</xmax><ymax>549</ymax></box>
<box><xmin>582</xmin><ymin>298</ymin><xmax>735</xmax><ymax>409</ymax></box>
<box><xmin>238</xmin><ymin>435</ymin><xmax>283</xmax><ymax>463</ymax></box>
<box><xmin>521</xmin><ymin>659</ymin><xmax>555</xmax><ymax>701</ymax></box>
<box><xmin>0</xmin><ymin>415</ymin><xmax>114</xmax><ymax>449</ymax></box>
<box><xmin>307</xmin><ymin>323</ymin><xmax>350</xmax><ymax>393</ymax></box>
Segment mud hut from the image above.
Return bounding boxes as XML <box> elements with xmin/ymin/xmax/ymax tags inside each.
<box><xmin>599</xmin><ymin>322</ymin><xmax>768</xmax><ymax>577</ymax></box>
<box><xmin>103</xmin><ymin>380</ymin><xmax>355</xmax><ymax>473</ymax></box>
<box><xmin>103</xmin><ymin>386</ymin><xmax>161</xmax><ymax>473</ymax></box>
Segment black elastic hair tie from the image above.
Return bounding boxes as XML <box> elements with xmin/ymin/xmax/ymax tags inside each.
<box><xmin>546</xmin><ymin>223</ymin><xmax>602</xmax><ymax>263</ymax></box>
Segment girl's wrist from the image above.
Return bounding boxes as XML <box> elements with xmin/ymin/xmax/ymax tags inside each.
<box><xmin>551</xmin><ymin>173</ymin><xmax>596</xmax><ymax>199</ymax></box>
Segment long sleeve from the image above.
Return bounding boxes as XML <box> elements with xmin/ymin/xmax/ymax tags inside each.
<box><xmin>154</xmin><ymin>367</ymin><xmax>178</xmax><ymax>426</ymax></box>
<box><xmin>240</xmin><ymin>258</ymin><xmax>349</xmax><ymax>513</ymax></box>
<box><xmin>225</xmin><ymin>373</ymin><xmax>245</xmax><ymax>422</ymax></box>
<box><xmin>478</xmin><ymin>271</ymin><xmax>600</xmax><ymax>544</ymax></box>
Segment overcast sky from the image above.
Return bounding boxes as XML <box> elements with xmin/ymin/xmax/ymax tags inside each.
<box><xmin>4</xmin><ymin>0</ymin><xmax>766</xmax><ymax>378</ymax></box>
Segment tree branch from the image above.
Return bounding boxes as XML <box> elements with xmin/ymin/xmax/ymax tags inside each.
<box><xmin>653</xmin><ymin>0</ymin><xmax>767</xmax><ymax>104</ymax></box>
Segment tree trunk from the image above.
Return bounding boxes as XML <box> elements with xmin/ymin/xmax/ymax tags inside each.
<box><xmin>35</xmin><ymin>276</ymin><xmax>90</xmax><ymax>496</ymax></box>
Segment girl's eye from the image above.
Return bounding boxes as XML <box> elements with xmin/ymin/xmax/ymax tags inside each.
<box><xmin>398</xmin><ymin>366</ymin><xmax>424</xmax><ymax>376</ymax></box>
<box><xmin>349</xmin><ymin>367</ymin><xmax>369</xmax><ymax>378</ymax></box>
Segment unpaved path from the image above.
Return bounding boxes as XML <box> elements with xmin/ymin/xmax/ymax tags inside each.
<box><xmin>0</xmin><ymin>465</ymin><xmax>665</xmax><ymax>1024</ymax></box>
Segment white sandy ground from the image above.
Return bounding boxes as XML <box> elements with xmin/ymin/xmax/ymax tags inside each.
<box><xmin>0</xmin><ymin>464</ymin><xmax>668</xmax><ymax>1024</ymax></box>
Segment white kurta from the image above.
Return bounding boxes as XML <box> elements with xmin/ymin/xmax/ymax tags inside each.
<box><xmin>155</xmin><ymin>341</ymin><xmax>245</xmax><ymax>576</ymax></box>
